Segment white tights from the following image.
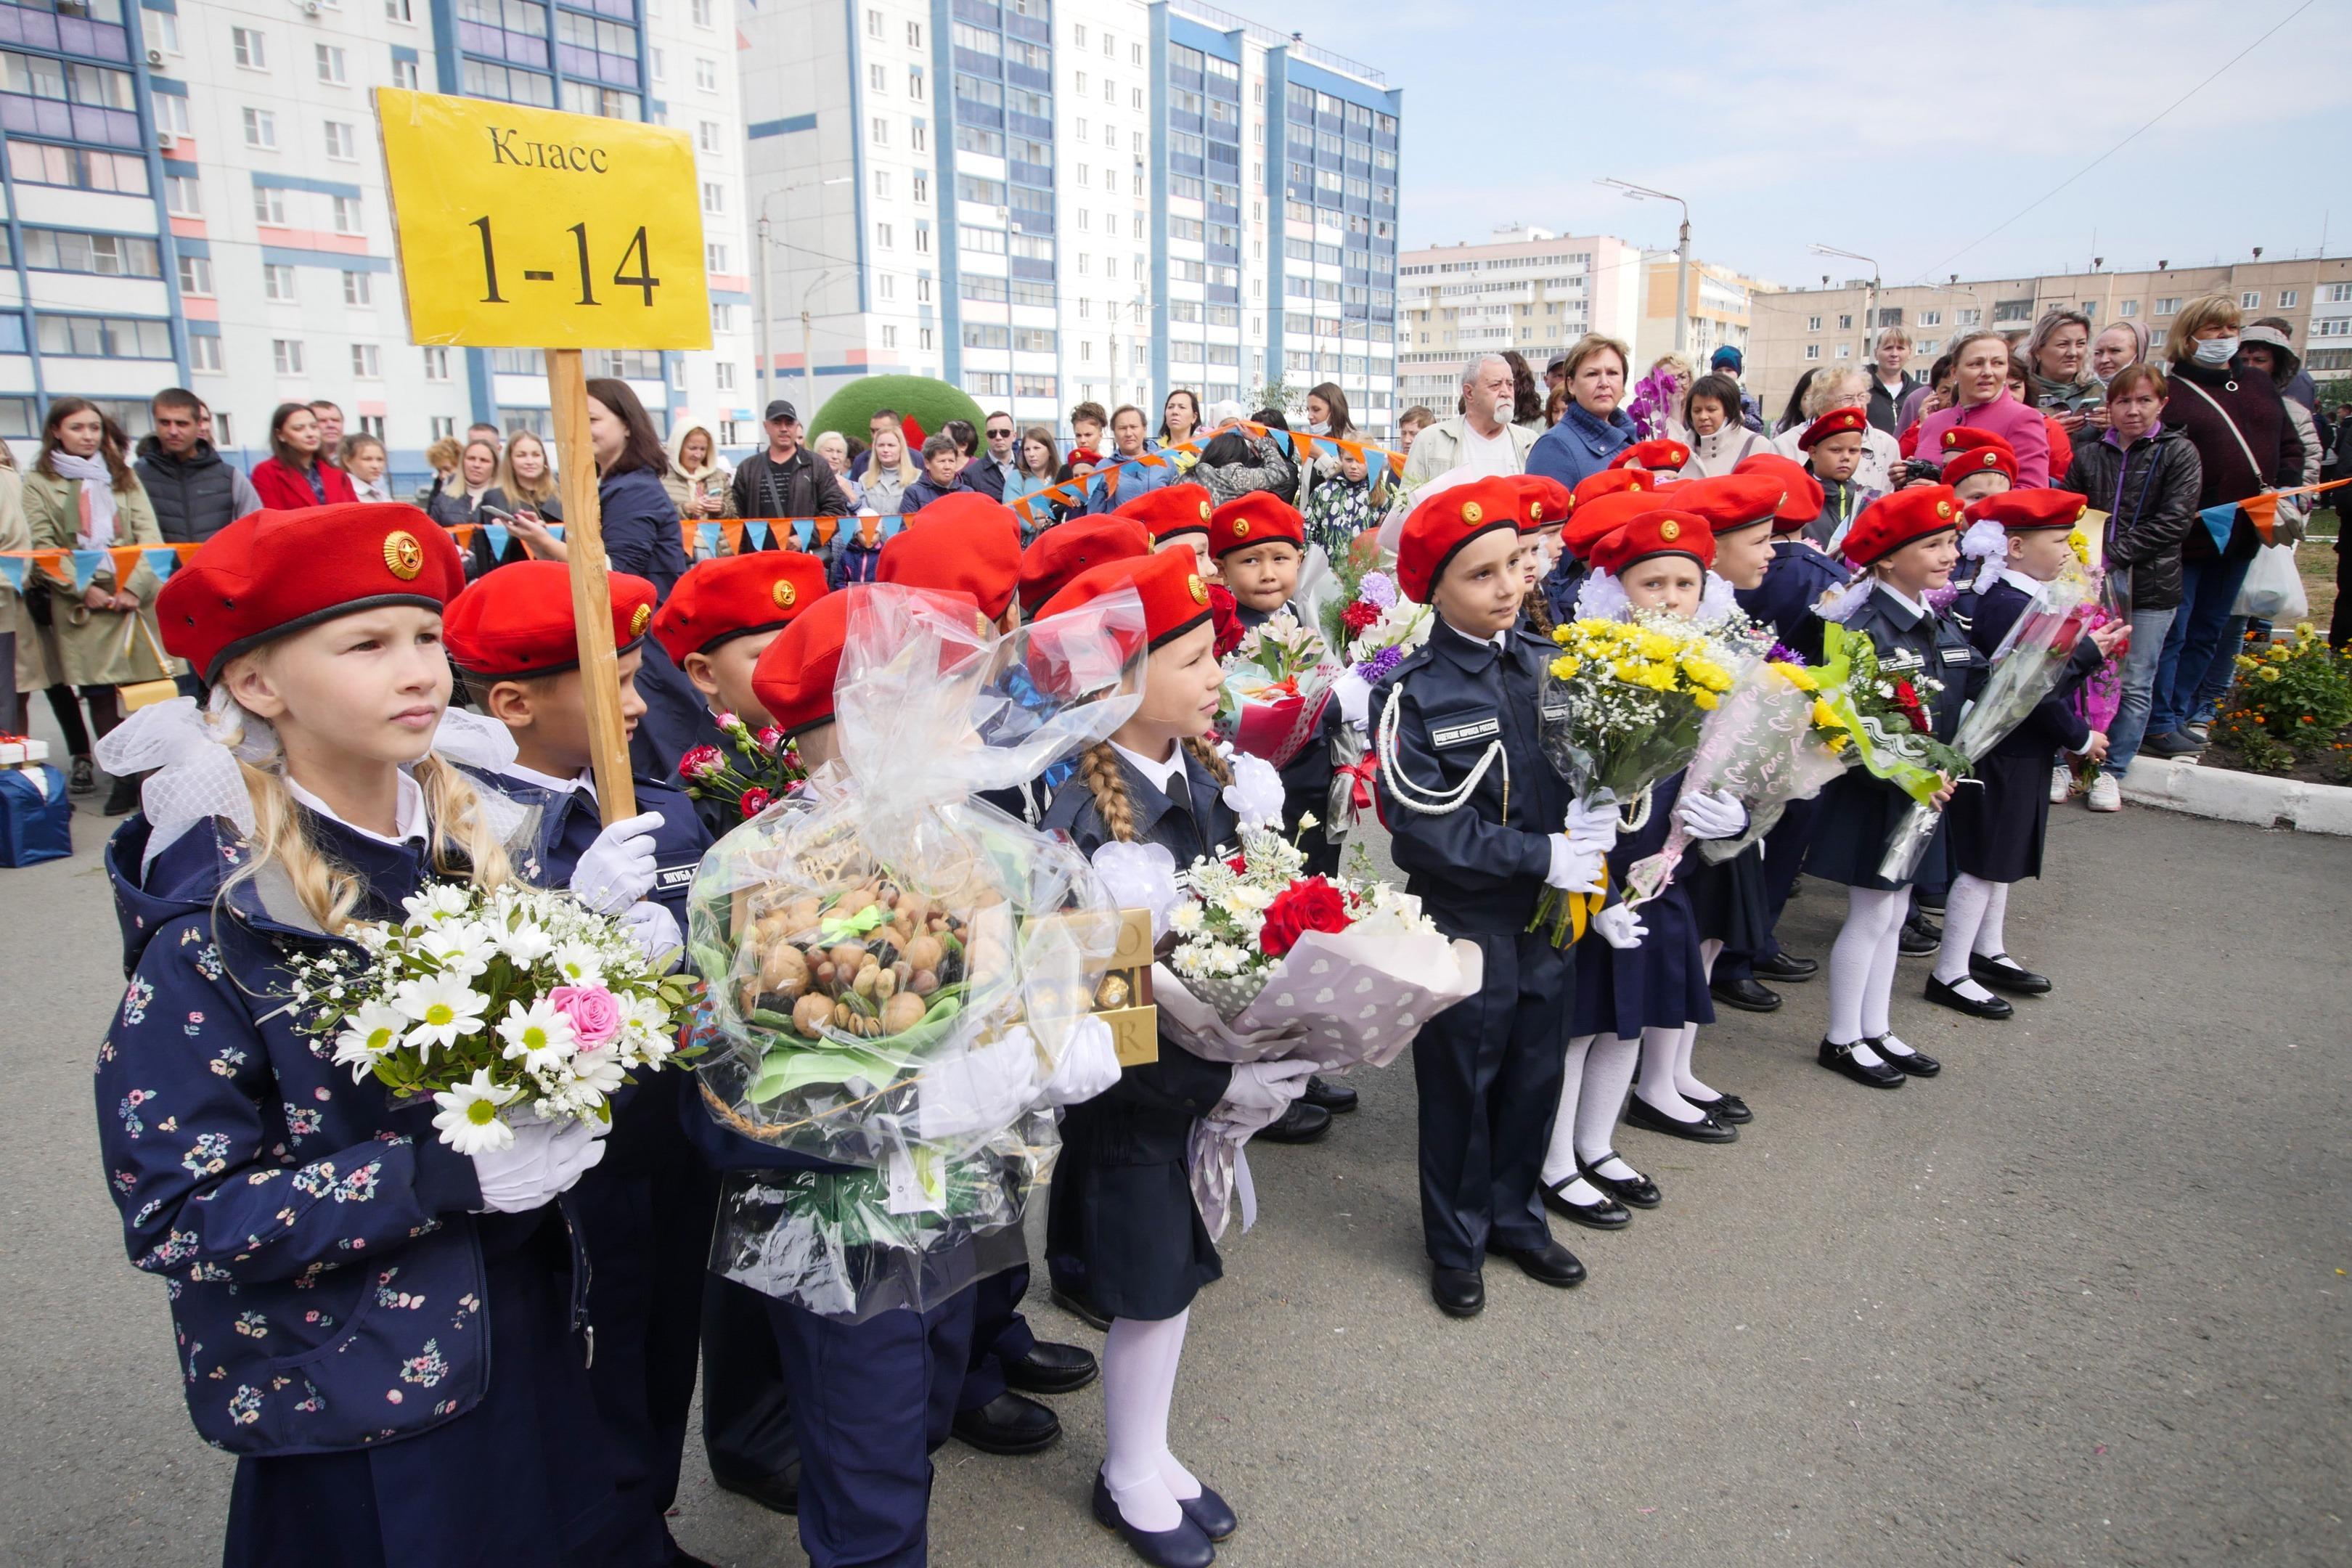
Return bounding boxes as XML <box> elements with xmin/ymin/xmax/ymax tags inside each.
<box><xmin>1102</xmin><ymin>1310</ymin><xmax>1200</xmax><ymax>1532</ymax></box>
<box><xmin>1540</xmin><ymin>1032</ymin><xmax>1643</xmax><ymax>1199</ymax></box>
<box><xmin>1633</xmin><ymin>938</ymin><xmax>1727</xmax><ymax>1122</ymax></box>
<box><xmin>1826</xmin><ymin>886</ymin><xmax>1908</xmax><ymax>1069</ymax></box>
<box><xmin>1931</xmin><ymin>873</ymin><xmax>2012</xmax><ymax>1002</ymax></box>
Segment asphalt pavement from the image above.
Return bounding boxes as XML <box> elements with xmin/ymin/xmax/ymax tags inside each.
<box><xmin>3</xmin><ymin>748</ymin><xmax>2345</xmax><ymax>1567</ymax></box>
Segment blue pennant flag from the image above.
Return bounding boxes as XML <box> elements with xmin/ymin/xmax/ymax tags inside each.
<box><xmin>698</xmin><ymin>523</ymin><xmax>722</xmax><ymax>557</ymax></box>
<box><xmin>69</xmin><ymin>550</ymin><xmax>106</xmax><ymax>595</ymax></box>
<box><xmin>743</xmin><ymin>520</ymin><xmax>770</xmax><ymax>550</ymax></box>
<box><xmin>545</xmin><ymin>524</ymin><xmax>566</xmax><ymax>541</ymax></box>
<box><xmin>2197</xmin><ymin>502</ymin><xmax>2237</xmax><ymax>553</ymax></box>
<box><xmin>485</xmin><ymin>524</ymin><xmax>513</xmax><ymax>561</ymax></box>
<box><xmin>878</xmin><ymin>515</ymin><xmax>905</xmax><ymax>542</ymax></box>
<box><xmin>792</xmin><ymin>518</ymin><xmax>815</xmax><ymax>551</ymax></box>
<box><xmin>0</xmin><ymin>556</ymin><xmax>26</xmax><ymax>595</ymax></box>
<box><xmin>142</xmin><ymin>547</ymin><xmax>179</xmax><ymax>581</ymax></box>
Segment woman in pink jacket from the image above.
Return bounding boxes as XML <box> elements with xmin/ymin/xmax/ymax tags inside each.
<box><xmin>1913</xmin><ymin>330</ymin><xmax>2051</xmax><ymax>486</ymax></box>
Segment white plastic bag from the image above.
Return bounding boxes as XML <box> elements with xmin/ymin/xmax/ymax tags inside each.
<box><xmin>2233</xmin><ymin>542</ymin><xmax>2306</xmax><ymax>621</ymax></box>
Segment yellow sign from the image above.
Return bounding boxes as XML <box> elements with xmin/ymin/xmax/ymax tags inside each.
<box><xmin>374</xmin><ymin>88</ymin><xmax>711</xmax><ymax>350</ymax></box>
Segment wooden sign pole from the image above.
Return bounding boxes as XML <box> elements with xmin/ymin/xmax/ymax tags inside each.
<box><xmin>546</xmin><ymin>346</ymin><xmax>637</xmax><ymax>825</ymax></box>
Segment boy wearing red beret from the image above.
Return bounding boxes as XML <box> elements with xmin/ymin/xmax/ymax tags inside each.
<box><xmin>1794</xmin><ymin>407</ymin><xmax>1879</xmax><ymax>554</ymax></box>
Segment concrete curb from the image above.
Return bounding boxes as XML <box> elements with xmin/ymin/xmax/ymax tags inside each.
<box><xmin>2119</xmin><ymin>754</ymin><xmax>2352</xmax><ymax>835</ymax></box>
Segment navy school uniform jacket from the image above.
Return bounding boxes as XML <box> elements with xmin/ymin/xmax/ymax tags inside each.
<box><xmin>1967</xmin><ymin>573</ymin><xmax>2103</xmax><ymax>762</ymax></box>
<box><xmin>1839</xmin><ymin>584</ymin><xmax>1980</xmax><ymax>740</ymax></box>
<box><xmin>1371</xmin><ymin>616</ymin><xmax>1571</xmax><ymax>936</ymax></box>
<box><xmin>1735</xmin><ymin>539</ymin><xmax>1850</xmax><ymax>666</ymax></box>
<box><xmin>1540</xmin><ymin>552</ymin><xmax>1585</xmax><ymax>626</ymax></box>
<box><xmin>94</xmin><ymin>812</ymin><xmax>508</xmax><ymax>1456</ymax></box>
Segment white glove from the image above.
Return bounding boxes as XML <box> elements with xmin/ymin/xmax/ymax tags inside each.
<box><xmin>1040</xmin><ymin>1016</ymin><xmax>1122</xmax><ymax>1107</ymax></box>
<box><xmin>1221</xmin><ymin>751</ymin><xmax>1287</xmax><ymax>831</ymax></box>
<box><xmin>1675</xmin><ymin>788</ymin><xmax>1747</xmax><ymax>842</ymax></box>
<box><xmin>916</xmin><ymin>1031</ymin><xmax>1043</xmax><ymax>1142</ymax></box>
<box><xmin>1330</xmin><ymin>668</ymin><xmax>1372</xmax><ymax>729</ymax></box>
<box><xmin>619</xmin><ymin>900</ymin><xmax>682</xmax><ymax>968</ymax></box>
<box><xmin>1212</xmin><ymin>1057</ymin><xmax>1316</xmax><ymax>1135</ymax></box>
<box><xmin>1546</xmin><ymin>834</ymin><xmax>1607</xmax><ymax>892</ymax></box>
<box><xmin>1592</xmin><ymin>902</ymin><xmax>1648</xmax><ymax>950</ymax></box>
<box><xmin>471</xmin><ymin>1114</ymin><xmax>608</xmax><ymax>1214</ymax></box>
<box><xmin>1090</xmin><ymin>841</ymin><xmax>1182</xmax><ymax>941</ymax></box>
<box><xmin>570</xmin><ymin>811</ymin><xmax>665</xmax><ymax>915</ymax></box>
<box><xmin>1564</xmin><ymin>793</ymin><xmax>1620</xmax><ymax>852</ymax></box>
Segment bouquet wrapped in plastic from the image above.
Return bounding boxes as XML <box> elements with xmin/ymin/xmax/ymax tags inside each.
<box><xmin>687</xmin><ymin>585</ymin><xmax>1146</xmax><ymax>1318</ymax></box>
<box><xmin>1877</xmin><ymin>572</ymin><xmax>2094</xmax><ymax>883</ymax></box>
<box><xmin>1814</xmin><ymin>621</ymin><xmax>1969</xmax><ymax>809</ymax></box>
<box><xmin>678</xmin><ymin>711</ymin><xmax>806</xmax><ymax>822</ymax></box>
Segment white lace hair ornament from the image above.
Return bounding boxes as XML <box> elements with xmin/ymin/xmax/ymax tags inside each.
<box><xmin>1956</xmin><ymin>517</ymin><xmax>2009</xmax><ymax>595</ymax></box>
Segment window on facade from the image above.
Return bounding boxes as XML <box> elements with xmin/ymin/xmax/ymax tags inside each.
<box><xmin>177</xmin><ymin>253</ymin><xmax>212</xmax><ymax>295</ymax></box>
<box><xmin>253</xmin><ymin>187</ymin><xmax>287</xmax><ymax>224</ymax></box>
<box><xmin>423</xmin><ymin>346</ymin><xmax>452</xmax><ymax>380</ymax></box>
<box><xmin>189</xmin><ymin>335</ymin><xmax>222</xmax><ymax>372</ymax></box>
<box><xmin>316</xmin><ymin>44</ymin><xmax>346</xmax><ymax>83</ymax></box>
<box><xmin>332</xmin><ymin>195</ymin><xmax>362</xmax><ymax>234</ymax></box>
<box><xmin>242</xmin><ymin>107</ymin><xmax>276</xmax><ymax>148</ymax></box>
<box><xmin>232</xmin><ymin>27</ymin><xmax>266</xmax><ymax>68</ymax></box>
<box><xmin>695</xmin><ymin>57</ymin><xmax>717</xmax><ymax>91</ymax></box>
<box><xmin>344</xmin><ymin>270</ymin><xmax>373</xmax><ymax>306</ymax></box>
<box><xmin>24</xmin><ymin>227</ymin><xmax>160</xmax><ymax>277</ymax></box>
<box><xmin>41</xmin><ymin>314</ymin><xmax>174</xmax><ymax>360</ymax></box>
<box><xmin>351</xmin><ymin>343</ymin><xmax>380</xmax><ymax>377</ymax></box>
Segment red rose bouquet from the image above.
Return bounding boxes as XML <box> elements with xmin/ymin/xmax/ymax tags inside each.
<box><xmin>679</xmin><ymin>711</ymin><xmax>806</xmax><ymax>820</ymax></box>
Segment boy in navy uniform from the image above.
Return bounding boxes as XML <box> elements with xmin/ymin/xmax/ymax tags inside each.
<box><xmin>441</xmin><ymin>561</ymin><xmax>720</xmax><ymax>1568</ymax></box>
<box><xmin>1373</xmin><ymin>475</ymin><xmax>1623</xmax><ymax>1318</ymax></box>
<box><xmin>1540</xmin><ymin>467</ymin><xmax>1653</xmax><ymax>623</ymax></box>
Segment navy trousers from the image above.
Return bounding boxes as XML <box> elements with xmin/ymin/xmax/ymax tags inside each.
<box><xmin>1714</xmin><ymin>793</ymin><xmax>1821</xmax><ymax>984</ymax></box>
<box><xmin>956</xmin><ymin>1262</ymin><xmax>1037</xmax><ymax>1413</ymax></box>
<box><xmin>701</xmin><ymin>1276</ymin><xmax>799</xmax><ymax>1488</ymax></box>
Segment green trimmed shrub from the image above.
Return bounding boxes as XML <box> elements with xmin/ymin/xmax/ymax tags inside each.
<box><xmin>809</xmin><ymin>376</ymin><xmax>987</xmax><ymax>448</ymax></box>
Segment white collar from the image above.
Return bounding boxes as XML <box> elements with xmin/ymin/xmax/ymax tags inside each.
<box><xmin>502</xmin><ymin>760</ymin><xmax>595</xmax><ymax>798</ymax></box>
<box><xmin>1998</xmin><ymin>568</ymin><xmax>2048</xmax><ymax>597</ymax></box>
<box><xmin>1437</xmin><ymin>615</ymin><xmax>1512</xmax><ymax>653</ymax></box>
<box><xmin>1874</xmin><ymin>581</ymin><xmax>1930</xmax><ymax>620</ymax></box>
<box><xmin>1110</xmin><ymin>739</ymin><xmax>1188</xmax><ymax>798</ymax></box>
<box><xmin>287</xmin><ymin>770</ymin><xmax>428</xmax><ymax>846</ymax></box>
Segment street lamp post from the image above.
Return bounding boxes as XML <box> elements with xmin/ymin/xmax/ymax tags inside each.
<box><xmin>1598</xmin><ymin>177</ymin><xmax>1691</xmax><ymax>354</ymax></box>
<box><xmin>799</xmin><ymin>269</ymin><xmax>837</xmax><ymax>420</ymax></box>
<box><xmin>755</xmin><ymin>176</ymin><xmax>849</xmax><ymax>411</ymax></box>
<box><xmin>1810</xmin><ymin>242</ymin><xmax>1880</xmax><ymax>366</ymax></box>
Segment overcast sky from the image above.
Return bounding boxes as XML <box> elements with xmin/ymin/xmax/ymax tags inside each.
<box><xmin>1270</xmin><ymin>0</ymin><xmax>2351</xmax><ymax>287</ymax></box>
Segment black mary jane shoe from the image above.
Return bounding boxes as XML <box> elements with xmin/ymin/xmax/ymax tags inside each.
<box><xmin>1004</xmin><ymin>1339</ymin><xmax>1100</xmax><ymax>1395</ymax></box>
<box><xmin>1495</xmin><ymin>1237</ymin><xmax>1586</xmax><ymax>1289</ymax></box>
<box><xmin>1924</xmin><ymin>973</ymin><xmax>2012</xmax><ymax>1021</ymax></box>
<box><xmin>1576</xmin><ymin>1150</ymin><xmax>1661</xmax><ymax>1209</ymax></box>
<box><xmin>1178</xmin><ymin>1485</ymin><xmax>1238</xmax><ymax>1543</ymax></box>
<box><xmin>953</xmin><ymin>1391</ymin><xmax>1062</xmax><ymax>1455</ymax></box>
<box><xmin>1625</xmin><ymin>1093</ymin><xmax>1739</xmax><ymax>1144</ymax></box>
<box><xmin>1542</xmin><ymin>1177</ymin><xmax>1630</xmax><ymax>1230</ymax></box>
<box><xmin>1430</xmin><ymin>1265</ymin><xmax>1485</xmax><ymax>1318</ymax></box>
<box><xmin>1710</xmin><ymin>975</ymin><xmax>1782</xmax><ymax>1013</ymax></box>
<box><xmin>1969</xmin><ymin>953</ymin><xmax>2052</xmax><ymax>995</ymax></box>
<box><xmin>1048</xmin><ymin>1285</ymin><xmax>1113</xmax><ymax>1333</ymax></box>
<box><xmin>1818</xmin><ymin>1037</ymin><xmax>1906</xmax><ymax>1090</ymax></box>
<box><xmin>1755</xmin><ymin>950</ymin><xmax>1819</xmax><ymax>982</ymax></box>
<box><xmin>1253</xmin><ymin>1100</ymin><xmax>1332</xmax><ymax>1145</ymax></box>
<box><xmin>1092</xmin><ymin>1472</ymin><xmax>1217</xmax><ymax>1568</ymax></box>
<box><xmin>1686</xmin><ymin>1091</ymin><xmax>1752</xmax><ymax>1125</ymax></box>
<box><xmin>1871</xmin><ymin>1038</ymin><xmax>1941</xmax><ymax>1078</ymax></box>
<box><xmin>1300</xmin><ymin>1074</ymin><xmax>1359</xmax><ymax>1113</ymax></box>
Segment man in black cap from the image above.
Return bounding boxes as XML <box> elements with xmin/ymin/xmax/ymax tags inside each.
<box><xmin>727</xmin><ymin>399</ymin><xmax>852</xmax><ymax>529</ymax></box>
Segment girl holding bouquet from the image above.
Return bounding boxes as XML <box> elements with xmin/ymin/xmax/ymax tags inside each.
<box><xmin>1806</xmin><ymin>487</ymin><xmax>1983</xmax><ymax>1088</ymax></box>
<box><xmin>1037</xmin><ymin>549</ymin><xmax>1308</xmax><ymax>1567</ymax></box>
<box><xmin>89</xmin><ymin>505</ymin><xmax>630</xmax><ymax>1568</ymax></box>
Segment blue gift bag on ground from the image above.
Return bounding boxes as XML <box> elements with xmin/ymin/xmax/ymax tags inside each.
<box><xmin>0</xmin><ymin>764</ymin><xmax>73</xmax><ymax>866</ymax></box>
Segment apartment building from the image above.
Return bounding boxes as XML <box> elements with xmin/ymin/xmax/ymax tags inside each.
<box><xmin>1395</xmin><ymin>226</ymin><xmax>1641</xmax><ymax>413</ymax></box>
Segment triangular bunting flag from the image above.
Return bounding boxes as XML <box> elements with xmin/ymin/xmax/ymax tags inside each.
<box><xmin>109</xmin><ymin>545</ymin><xmax>143</xmax><ymax>585</ymax></box>
<box><xmin>720</xmin><ymin>520</ymin><xmax>745</xmax><ymax>555</ymax></box>
<box><xmin>878</xmin><ymin>515</ymin><xmax>903</xmax><ymax>541</ymax></box>
<box><xmin>744</xmin><ymin>520</ymin><xmax>770</xmax><ymax>550</ymax></box>
<box><xmin>0</xmin><ymin>555</ymin><xmax>26</xmax><ymax>594</ymax></box>
<box><xmin>68</xmin><ymin>550</ymin><xmax>107</xmax><ymax>594</ymax></box>
<box><xmin>486</xmin><ymin>524</ymin><xmax>513</xmax><ymax>560</ymax></box>
<box><xmin>791</xmin><ymin>518</ymin><xmax>815</xmax><ymax>551</ymax></box>
<box><xmin>698</xmin><ymin>523</ymin><xmax>722</xmax><ymax>558</ymax></box>
<box><xmin>143</xmin><ymin>547</ymin><xmax>179</xmax><ymax>581</ymax></box>
<box><xmin>2237</xmin><ymin>492</ymin><xmax>2279</xmax><ymax>546</ymax></box>
<box><xmin>2197</xmin><ymin>502</ymin><xmax>2238</xmax><ymax>553</ymax></box>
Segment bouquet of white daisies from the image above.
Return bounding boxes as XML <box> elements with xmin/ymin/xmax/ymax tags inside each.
<box><xmin>289</xmin><ymin>881</ymin><xmax>696</xmax><ymax>1153</ymax></box>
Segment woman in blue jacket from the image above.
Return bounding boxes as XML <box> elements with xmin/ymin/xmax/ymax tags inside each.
<box><xmin>91</xmin><ymin>503</ymin><xmax>629</xmax><ymax>1567</ymax></box>
<box><xmin>1526</xmin><ymin>335</ymin><xmax>1638</xmax><ymax>489</ymax></box>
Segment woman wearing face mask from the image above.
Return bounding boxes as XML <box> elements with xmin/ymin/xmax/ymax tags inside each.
<box><xmin>1300</xmin><ymin>381</ymin><xmax>1355</xmax><ymax>509</ymax></box>
<box><xmin>1526</xmin><ymin>334</ymin><xmax>1637</xmax><ymax>488</ymax></box>
<box><xmin>1913</xmin><ymin>331</ymin><xmax>2052</xmax><ymax>486</ymax></box>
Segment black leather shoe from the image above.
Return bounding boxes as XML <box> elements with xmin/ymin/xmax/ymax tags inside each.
<box><xmin>1300</xmin><ymin>1074</ymin><xmax>1358</xmax><ymax>1113</ymax></box>
<box><xmin>1430</xmin><ymin>1265</ymin><xmax>1485</xmax><ymax>1318</ymax></box>
<box><xmin>1686</xmin><ymin>1091</ymin><xmax>1752</xmax><ymax>1125</ymax></box>
<box><xmin>1924</xmin><ymin>973</ymin><xmax>2012</xmax><ymax>1020</ymax></box>
<box><xmin>1254</xmin><ymin>1099</ymin><xmax>1331</xmax><ymax>1144</ymax></box>
<box><xmin>1873</xmin><ymin>1039</ymin><xmax>1942</xmax><ymax>1078</ymax></box>
<box><xmin>1577</xmin><ymin>1151</ymin><xmax>1660</xmax><ymax>1208</ymax></box>
<box><xmin>1818</xmin><ymin>1037</ymin><xmax>1905</xmax><ymax>1089</ymax></box>
<box><xmin>953</xmin><ymin>1390</ymin><xmax>1061</xmax><ymax>1454</ymax></box>
<box><xmin>1049</xmin><ymin>1285</ymin><xmax>1111</xmax><ymax>1332</ymax></box>
<box><xmin>1004</xmin><ymin>1339</ymin><xmax>1099</xmax><ymax>1395</ymax></box>
<box><xmin>1178</xmin><ymin>1485</ymin><xmax>1237</xmax><ymax>1543</ymax></box>
<box><xmin>103</xmin><ymin>775</ymin><xmax>139</xmax><ymax>816</ymax></box>
<box><xmin>1625</xmin><ymin>1093</ymin><xmax>1738</xmax><ymax>1143</ymax></box>
<box><xmin>1970</xmin><ymin>953</ymin><xmax>2052</xmax><ymax>995</ymax></box>
<box><xmin>1092</xmin><ymin>1471</ymin><xmax>1217</xmax><ymax>1568</ymax></box>
<box><xmin>711</xmin><ymin>1463</ymin><xmax>799</xmax><ymax>1516</ymax></box>
<box><xmin>68</xmin><ymin>756</ymin><xmax>94</xmax><ymax>795</ymax></box>
<box><xmin>1542</xmin><ymin>1177</ymin><xmax>1630</xmax><ymax>1230</ymax></box>
<box><xmin>1710</xmin><ymin>975</ymin><xmax>1782</xmax><ymax>1013</ymax></box>
<box><xmin>1898</xmin><ymin>914</ymin><xmax>1940</xmax><ymax>955</ymax></box>
<box><xmin>1755</xmin><ymin>950</ymin><xmax>1818</xmax><ymax>982</ymax></box>
<box><xmin>1496</xmin><ymin>1238</ymin><xmax>1585</xmax><ymax>1289</ymax></box>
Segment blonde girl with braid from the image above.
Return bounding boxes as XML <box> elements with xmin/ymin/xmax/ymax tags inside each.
<box><xmin>1034</xmin><ymin>549</ymin><xmax>1310</xmax><ymax>1561</ymax></box>
<box><xmin>92</xmin><ymin>505</ymin><xmax>630</xmax><ymax>1568</ymax></box>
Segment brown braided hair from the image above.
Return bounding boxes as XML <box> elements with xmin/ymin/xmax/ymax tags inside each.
<box><xmin>1521</xmin><ymin>585</ymin><xmax>1556</xmax><ymax>637</ymax></box>
<box><xmin>1078</xmin><ymin>735</ymin><xmax>1232</xmax><ymax>844</ymax></box>
<box><xmin>1182</xmin><ymin>735</ymin><xmax>1232</xmax><ymax>788</ymax></box>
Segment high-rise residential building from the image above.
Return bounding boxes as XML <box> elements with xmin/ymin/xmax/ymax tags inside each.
<box><xmin>1633</xmin><ymin>252</ymin><xmax>1769</xmax><ymax>376</ymax></box>
<box><xmin>1395</xmin><ymin>226</ymin><xmax>1642</xmax><ymax>414</ymax></box>
<box><xmin>738</xmin><ymin>0</ymin><xmax>1404</xmax><ymax>438</ymax></box>
<box><xmin>1744</xmin><ymin>255</ymin><xmax>2352</xmax><ymax>418</ymax></box>
<box><xmin>0</xmin><ymin>0</ymin><xmax>752</xmax><ymax>477</ymax></box>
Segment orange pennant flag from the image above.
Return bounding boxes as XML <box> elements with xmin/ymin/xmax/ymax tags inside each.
<box><xmin>720</xmin><ymin>519</ymin><xmax>746</xmax><ymax>555</ymax></box>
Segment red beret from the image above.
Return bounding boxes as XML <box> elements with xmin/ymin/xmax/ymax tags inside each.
<box><xmin>1842</xmin><ymin>485</ymin><xmax>1961</xmax><ymax>568</ymax></box>
<box><xmin>1964</xmin><ymin>486</ymin><xmax>2087</xmax><ymax>533</ymax></box>
<box><xmin>1207</xmin><ymin>491</ymin><xmax>1304</xmax><ymax>559</ymax></box>
<box><xmin>1939</xmin><ymin>428</ymin><xmax>2018</xmax><ymax>486</ymax></box>
<box><xmin>1505</xmin><ymin>474</ymin><xmax>1574</xmax><ymax>533</ymax></box>
<box><xmin>444</xmin><ymin>560</ymin><xmax>656</xmax><ymax>679</ymax></box>
<box><xmin>1606</xmin><ymin>437</ymin><xmax>1692</xmax><ymax>473</ymax></box>
<box><xmin>1670</xmin><ymin>473</ymin><xmax>1787</xmax><ymax>535</ymax></box>
<box><xmin>1562</xmin><ymin>490</ymin><xmax>1666</xmax><ymax>562</ymax></box>
<box><xmin>156</xmin><ymin>503</ymin><xmax>465</xmax><ymax>679</ymax></box>
<box><xmin>877</xmin><ymin>496</ymin><xmax>1024</xmax><ymax>621</ymax></box>
<box><xmin>651</xmin><ymin>552</ymin><xmax>828</xmax><ymax>663</ymax></box>
<box><xmin>1731</xmin><ymin>454</ymin><xmax>1824</xmax><ymax>532</ymax></box>
<box><xmin>1066</xmin><ymin>446</ymin><xmax>1102</xmax><ymax>468</ymax></box>
<box><xmin>1588</xmin><ymin>508</ymin><xmax>1716</xmax><ymax>576</ymax></box>
<box><xmin>1797</xmin><ymin>407</ymin><xmax>1869</xmax><ymax>450</ymax></box>
<box><xmin>1395</xmin><ymin>475</ymin><xmax>1522</xmax><ymax>604</ymax></box>
<box><xmin>750</xmin><ymin>587</ymin><xmax>860</xmax><ymax>740</ymax></box>
<box><xmin>1572</xmin><ymin>467</ymin><xmax>1653</xmax><ymax>509</ymax></box>
<box><xmin>1018</xmin><ymin>516</ymin><xmax>1149</xmax><ymax>616</ymax></box>
<box><xmin>1037</xmin><ymin>548</ymin><xmax>1212</xmax><ymax>650</ymax></box>
<box><xmin>1116</xmin><ymin>482</ymin><xmax>1216</xmax><ymax>544</ymax></box>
